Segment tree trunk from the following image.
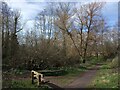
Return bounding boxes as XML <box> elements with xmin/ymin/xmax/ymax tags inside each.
<box><xmin>83</xmin><ymin>17</ymin><xmax>92</xmax><ymax>63</ymax></box>
<box><xmin>63</xmin><ymin>31</ymin><xmax>67</xmax><ymax>57</ymax></box>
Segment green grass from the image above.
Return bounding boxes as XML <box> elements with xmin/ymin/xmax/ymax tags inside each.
<box><xmin>40</xmin><ymin>65</ymin><xmax>88</xmax><ymax>76</ymax></box>
<box><xmin>99</xmin><ymin>57</ymin><xmax>118</xmax><ymax>69</ymax></box>
<box><xmin>11</xmin><ymin>79</ymin><xmax>51</xmax><ymax>89</ymax></box>
<box><xmin>87</xmin><ymin>56</ymin><xmax>105</xmax><ymax>65</ymax></box>
<box><xmin>11</xmin><ymin>80</ymin><xmax>36</xmax><ymax>88</ymax></box>
<box><xmin>88</xmin><ymin>56</ymin><xmax>119</xmax><ymax>88</ymax></box>
<box><xmin>99</xmin><ymin>64</ymin><xmax>111</xmax><ymax>69</ymax></box>
<box><xmin>89</xmin><ymin>69</ymin><xmax>119</xmax><ymax>88</ymax></box>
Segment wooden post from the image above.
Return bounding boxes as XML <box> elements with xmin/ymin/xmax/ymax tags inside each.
<box><xmin>31</xmin><ymin>72</ymin><xmax>34</xmax><ymax>84</ymax></box>
<box><xmin>38</xmin><ymin>75</ymin><xmax>41</xmax><ymax>86</ymax></box>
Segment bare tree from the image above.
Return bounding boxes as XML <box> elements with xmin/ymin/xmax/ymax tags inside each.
<box><xmin>79</xmin><ymin>2</ymin><xmax>105</xmax><ymax>63</ymax></box>
<box><xmin>54</xmin><ymin>2</ymin><xmax>82</xmax><ymax>58</ymax></box>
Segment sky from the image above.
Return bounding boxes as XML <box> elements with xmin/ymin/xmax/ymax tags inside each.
<box><xmin>3</xmin><ymin>0</ymin><xmax>119</xmax><ymax>30</ymax></box>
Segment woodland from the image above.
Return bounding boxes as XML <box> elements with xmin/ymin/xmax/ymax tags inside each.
<box><xmin>1</xmin><ymin>1</ymin><xmax>119</xmax><ymax>89</ymax></box>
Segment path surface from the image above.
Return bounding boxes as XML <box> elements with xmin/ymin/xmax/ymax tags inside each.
<box><xmin>64</xmin><ymin>65</ymin><xmax>101</xmax><ymax>88</ymax></box>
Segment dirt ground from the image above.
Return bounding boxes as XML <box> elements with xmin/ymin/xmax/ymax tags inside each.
<box><xmin>45</xmin><ymin>65</ymin><xmax>101</xmax><ymax>88</ymax></box>
<box><xmin>64</xmin><ymin>65</ymin><xmax>101</xmax><ymax>88</ymax></box>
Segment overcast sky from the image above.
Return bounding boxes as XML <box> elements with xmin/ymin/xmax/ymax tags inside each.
<box><xmin>4</xmin><ymin>0</ymin><xmax>119</xmax><ymax>30</ymax></box>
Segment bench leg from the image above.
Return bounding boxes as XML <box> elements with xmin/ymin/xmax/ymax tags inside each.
<box><xmin>38</xmin><ymin>75</ymin><xmax>41</xmax><ymax>86</ymax></box>
<box><xmin>31</xmin><ymin>72</ymin><xmax>34</xmax><ymax>84</ymax></box>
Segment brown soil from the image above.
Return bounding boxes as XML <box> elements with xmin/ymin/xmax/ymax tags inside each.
<box><xmin>64</xmin><ymin>65</ymin><xmax>101</xmax><ymax>88</ymax></box>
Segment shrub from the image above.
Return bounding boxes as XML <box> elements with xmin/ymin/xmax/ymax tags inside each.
<box><xmin>109</xmin><ymin>56</ymin><xmax>118</xmax><ymax>68</ymax></box>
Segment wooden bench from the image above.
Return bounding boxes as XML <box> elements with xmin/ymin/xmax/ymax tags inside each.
<box><xmin>31</xmin><ymin>70</ymin><xmax>49</xmax><ymax>86</ymax></box>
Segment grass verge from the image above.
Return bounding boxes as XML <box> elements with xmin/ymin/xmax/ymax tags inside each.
<box><xmin>88</xmin><ymin>68</ymin><xmax>119</xmax><ymax>88</ymax></box>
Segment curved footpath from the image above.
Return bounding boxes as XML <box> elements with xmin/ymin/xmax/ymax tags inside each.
<box><xmin>64</xmin><ymin>65</ymin><xmax>101</xmax><ymax>88</ymax></box>
<box><xmin>46</xmin><ymin>64</ymin><xmax>102</xmax><ymax>89</ymax></box>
